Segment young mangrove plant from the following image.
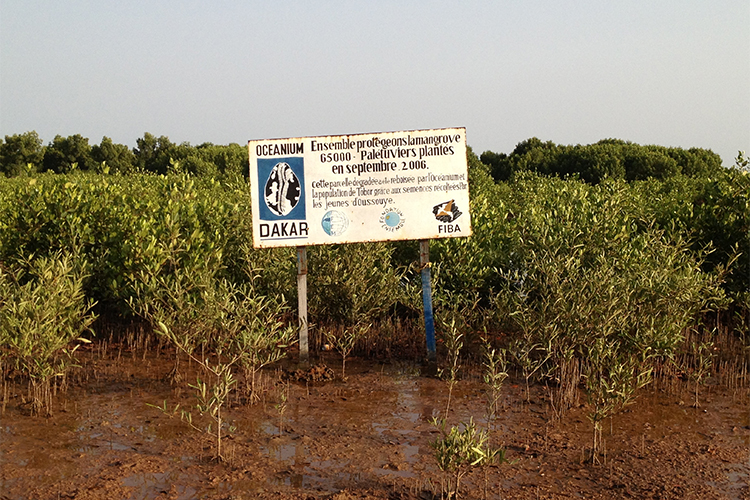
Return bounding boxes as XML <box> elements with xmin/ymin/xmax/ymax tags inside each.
<box><xmin>508</xmin><ymin>336</ymin><xmax>552</xmax><ymax>404</ymax></box>
<box><xmin>274</xmin><ymin>381</ymin><xmax>289</xmax><ymax>436</ymax></box>
<box><xmin>134</xmin><ymin>264</ymin><xmax>293</xmax><ymax>460</ymax></box>
<box><xmin>0</xmin><ymin>253</ymin><xmax>95</xmax><ymax>415</ymax></box>
<box><xmin>430</xmin><ymin>417</ymin><xmax>508</xmax><ymax>499</ymax></box>
<box><xmin>686</xmin><ymin>336</ymin><xmax>716</xmax><ymax>408</ymax></box>
<box><xmin>152</xmin><ymin>318</ymin><xmax>241</xmax><ymax>461</ymax></box>
<box><xmin>481</xmin><ymin>337</ymin><xmax>508</xmax><ymax>428</ymax></box>
<box><xmin>309</xmin><ymin>242</ymin><xmax>404</xmax><ymax>351</ymax></box>
<box><xmin>185</xmin><ymin>354</ymin><xmax>237</xmax><ymax>460</ymax></box>
<box><xmin>217</xmin><ymin>282</ymin><xmax>295</xmax><ymax>402</ymax></box>
<box><xmin>583</xmin><ymin>339</ymin><xmax>652</xmax><ymax>464</ymax></box>
<box><xmin>127</xmin><ymin>261</ymin><xmax>220</xmax><ymax>382</ymax></box>
<box><xmin>436</xmin><ymin>311</ymin><xmax>464</xmax><ymax>416</ymax></box>
<box><xmin>324</xmin><ymin>318</ymin><xmax>368</xmax><ymax>379</ymax></box>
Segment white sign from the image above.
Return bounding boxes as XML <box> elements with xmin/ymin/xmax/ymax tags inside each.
<box><xmin>248</xmin><ymin>128</ymin><xmax>472</xmax><ymax>248</ymax></box>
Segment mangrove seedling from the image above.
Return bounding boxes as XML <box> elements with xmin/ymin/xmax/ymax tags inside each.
<box><xmin>688</xmin><ymin>338</ymin><xmax>715</xmax><ymax>408</ymax></box>
<box><xmin>482</xmin><ymin>338</ymin><xmax>508</xmax><ymax>428</ymax></box>
<box><xmin>325</xmin><ymin>319</ymin><xmax>368</xmax><ymax>379</ymax></box>
<box><xmin>0</xmin><ymin>253</ymin><xmax>96</xmax><ymax>415</ymax></box>
<box><xmin>430</xmin><ymin>417</ymin><xmax>508</xmax><ymax>499</ymax></box>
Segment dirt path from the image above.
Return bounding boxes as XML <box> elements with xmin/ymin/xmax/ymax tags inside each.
<box><xmin>1</xmin><ymin>350</ymin><xmax>748</xmax><ymax>499</ymax></box>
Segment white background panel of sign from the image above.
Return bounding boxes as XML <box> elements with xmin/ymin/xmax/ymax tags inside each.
<box><xmin>248</xmin><ymin>127</ymin><xmax>472</xmax><ymax>248</ymax></box>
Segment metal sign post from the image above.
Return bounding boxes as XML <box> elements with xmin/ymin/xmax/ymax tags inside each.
<box><xmin>297</xmin><ymin>246</ymin><xmax>309</xmax><ymax>364</ymax></box>
<box><xmin>420</xmin><ymin>240</ymin><xmax>437</xmax><ymax>363</ymax></box>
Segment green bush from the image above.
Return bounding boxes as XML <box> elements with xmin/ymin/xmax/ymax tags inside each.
<box><xmin>481</xmin><ymin>138</ymin><xmax>724</xmax><ymax>183</ymax></box>
<box><xmin>0</xmin><ymin>150</ymin><xmax>745</xmax><ymax>382</ymax></box>
<box><xmin>0</xmin><ymin>252</ymin><xmax>96</xmax><ymax>415</ymax></box>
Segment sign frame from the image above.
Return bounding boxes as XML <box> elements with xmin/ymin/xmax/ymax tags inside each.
<box><xmin>248</xmin><ymin>127</ymin><xmax>472</xmax><ymax>249</ymax></box>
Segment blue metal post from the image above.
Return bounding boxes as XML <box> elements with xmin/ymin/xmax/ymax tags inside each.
<box><xmin>420</xmin><ymin>240</ymin><xmax>437</xmax><ymax>362</ymax></box>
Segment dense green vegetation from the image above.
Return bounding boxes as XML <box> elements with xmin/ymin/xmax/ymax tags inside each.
<box><xmin>0</xmin><ymin>132</ymin><xmax>747</xmax><ymax>443</ymax></box>
<box><xmin>0</xmin><ymin>131</ymin><xmax>726</xmax><ymax>183</ymax></box>
<box><xmin>0</xmin><ymin>131</ymin><xmax>248</xmax><ymax>178</ymax></box>
<box><xmin>480</xmin><ymin>137</ymin><xmax>724</xmax><ymax>183</ymax></box>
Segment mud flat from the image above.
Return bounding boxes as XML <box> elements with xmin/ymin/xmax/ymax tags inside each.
<box><xmin>1</xmin><ymin>349</ymin><xmax>748</xmax><ymax>500</ymax></box>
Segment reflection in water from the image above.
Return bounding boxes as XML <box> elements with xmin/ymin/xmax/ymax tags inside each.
<box><xmin>270</xmin><ymin>473</ymin><xmax>304</xmax><ymax>488</ymax></box>
<box><xmin>418</xmin><ymin>380</ymin><xmax>438</xmax><ymax>423</ymax></box>
<box><xmin>268</xmin><ymin>468</ymin><xmax>358</xmax><ymax>493</ymax></box>
<box><xmin>261</xmin><ymin>441</ymin><xmax>309</xmax><ymax>465</ymax></box>
<box><xmin>122</xmin><ymin>471</ymin><xmax>197</xmax><ymax>500</ymax></box>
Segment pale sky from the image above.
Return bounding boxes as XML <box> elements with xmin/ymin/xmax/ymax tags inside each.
<box><xmin>1</xmin><ymin>1</ymin><xmax>748</xmax><ymax>166</ymax></box>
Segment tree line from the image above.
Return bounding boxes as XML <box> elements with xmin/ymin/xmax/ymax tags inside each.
<box><xmin>0</xmin><ymin>131</ymin><xmax>731</xmax><ymax>183</ymax></box>
<box><xmin>0</xmin><ymin>131</ymin><xmax>248</xmax><ymax>178</ymax></box>
<box><xmin>480</xmin><ymin>137</ymin><xmax>725</xmax><ymax>183</ymax></box>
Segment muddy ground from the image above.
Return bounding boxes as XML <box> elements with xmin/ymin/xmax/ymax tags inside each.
<box><xmin>1</xmin><ymin>342</ymin><xmax>748</xmax><ymax>500</ymax></box>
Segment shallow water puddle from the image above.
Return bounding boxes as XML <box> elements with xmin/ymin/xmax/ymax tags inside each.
<box><xmin>261</xmin><ymin>440</ymin><xmax>309</xmax><ymax>464</ymax></box>
<box><xmin>1</xmin><ymin>356</ymin><xmax>748</xmax><ymax>500</ymax></box>
<box><xmin>123</xmin><ymin>471</ymin><xmax>197</xmax><ymax>500</ymax></box>
<box><xmin>267</xmin><ymin>467</ymin><xmax>356</xmax><ymax>492</ymax></box>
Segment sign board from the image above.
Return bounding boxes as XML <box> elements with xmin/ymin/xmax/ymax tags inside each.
<box><xmin>248</xmin><ymin>128</ymin><xmax>472</xmax><ymax>248</ymax></box>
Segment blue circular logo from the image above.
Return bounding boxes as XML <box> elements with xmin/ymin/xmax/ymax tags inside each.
<box><xmin>384</xmin><ymin>211</ymin><xmax>401</xmax><ymax>227</ymax></box>
<box><xmin>321</xmin><ymin>210</ymin><xmax>349</xmax><ymax>236</ymax></box>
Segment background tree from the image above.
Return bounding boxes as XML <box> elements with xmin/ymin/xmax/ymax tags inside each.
<box><xmin>482</xmin><ymin>138</ymin><xmax>724</xmax><ymax>183</ymax></box>
<box><xmin>556</xmin><ymin>144</ymin><xmax>625</xmax><ymax>182</ymax></box>
<box><xmin>134</xmin><ymin>132</ymin><xmax>177</xmax><ymax>174</ymax></box>
<box><xmin>42</xmin><ymin>134</ymin><xmax>96</xmax><ymax>173</ymax></box>
<box><xmin>0</xmin><ymin>131</ymin><xmax>45</xmax><ymax>176</ymax></box>
<box><xmin>178</xmin><ymin>143</ymin><xmax>249</xmax><ymax>178</ymax></box>
<box><xmin>623</xmin><ymin>146</ymin><xmax>680</xmax><ymax>181</ymax></box>
<box><xmin>91</xmin><ymin>136</ymin><xmax>136</xmax><ymax>174</ymax></box>
<box><xmin>479</xmin><ymin>150</ymin><xmax>510</xmax><ymax>181</ymax></box>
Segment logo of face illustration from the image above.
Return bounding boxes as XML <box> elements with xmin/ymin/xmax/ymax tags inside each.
<box><xmin>264</xmin><ymin>162</ymin><xmax>301</xmax><ymax>216</ymax></box>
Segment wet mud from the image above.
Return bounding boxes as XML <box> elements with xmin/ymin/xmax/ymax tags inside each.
<box><xmin>1</xmin><ymin>347</ymin><xmax>748</xmax><ymax>500</ymax></box>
